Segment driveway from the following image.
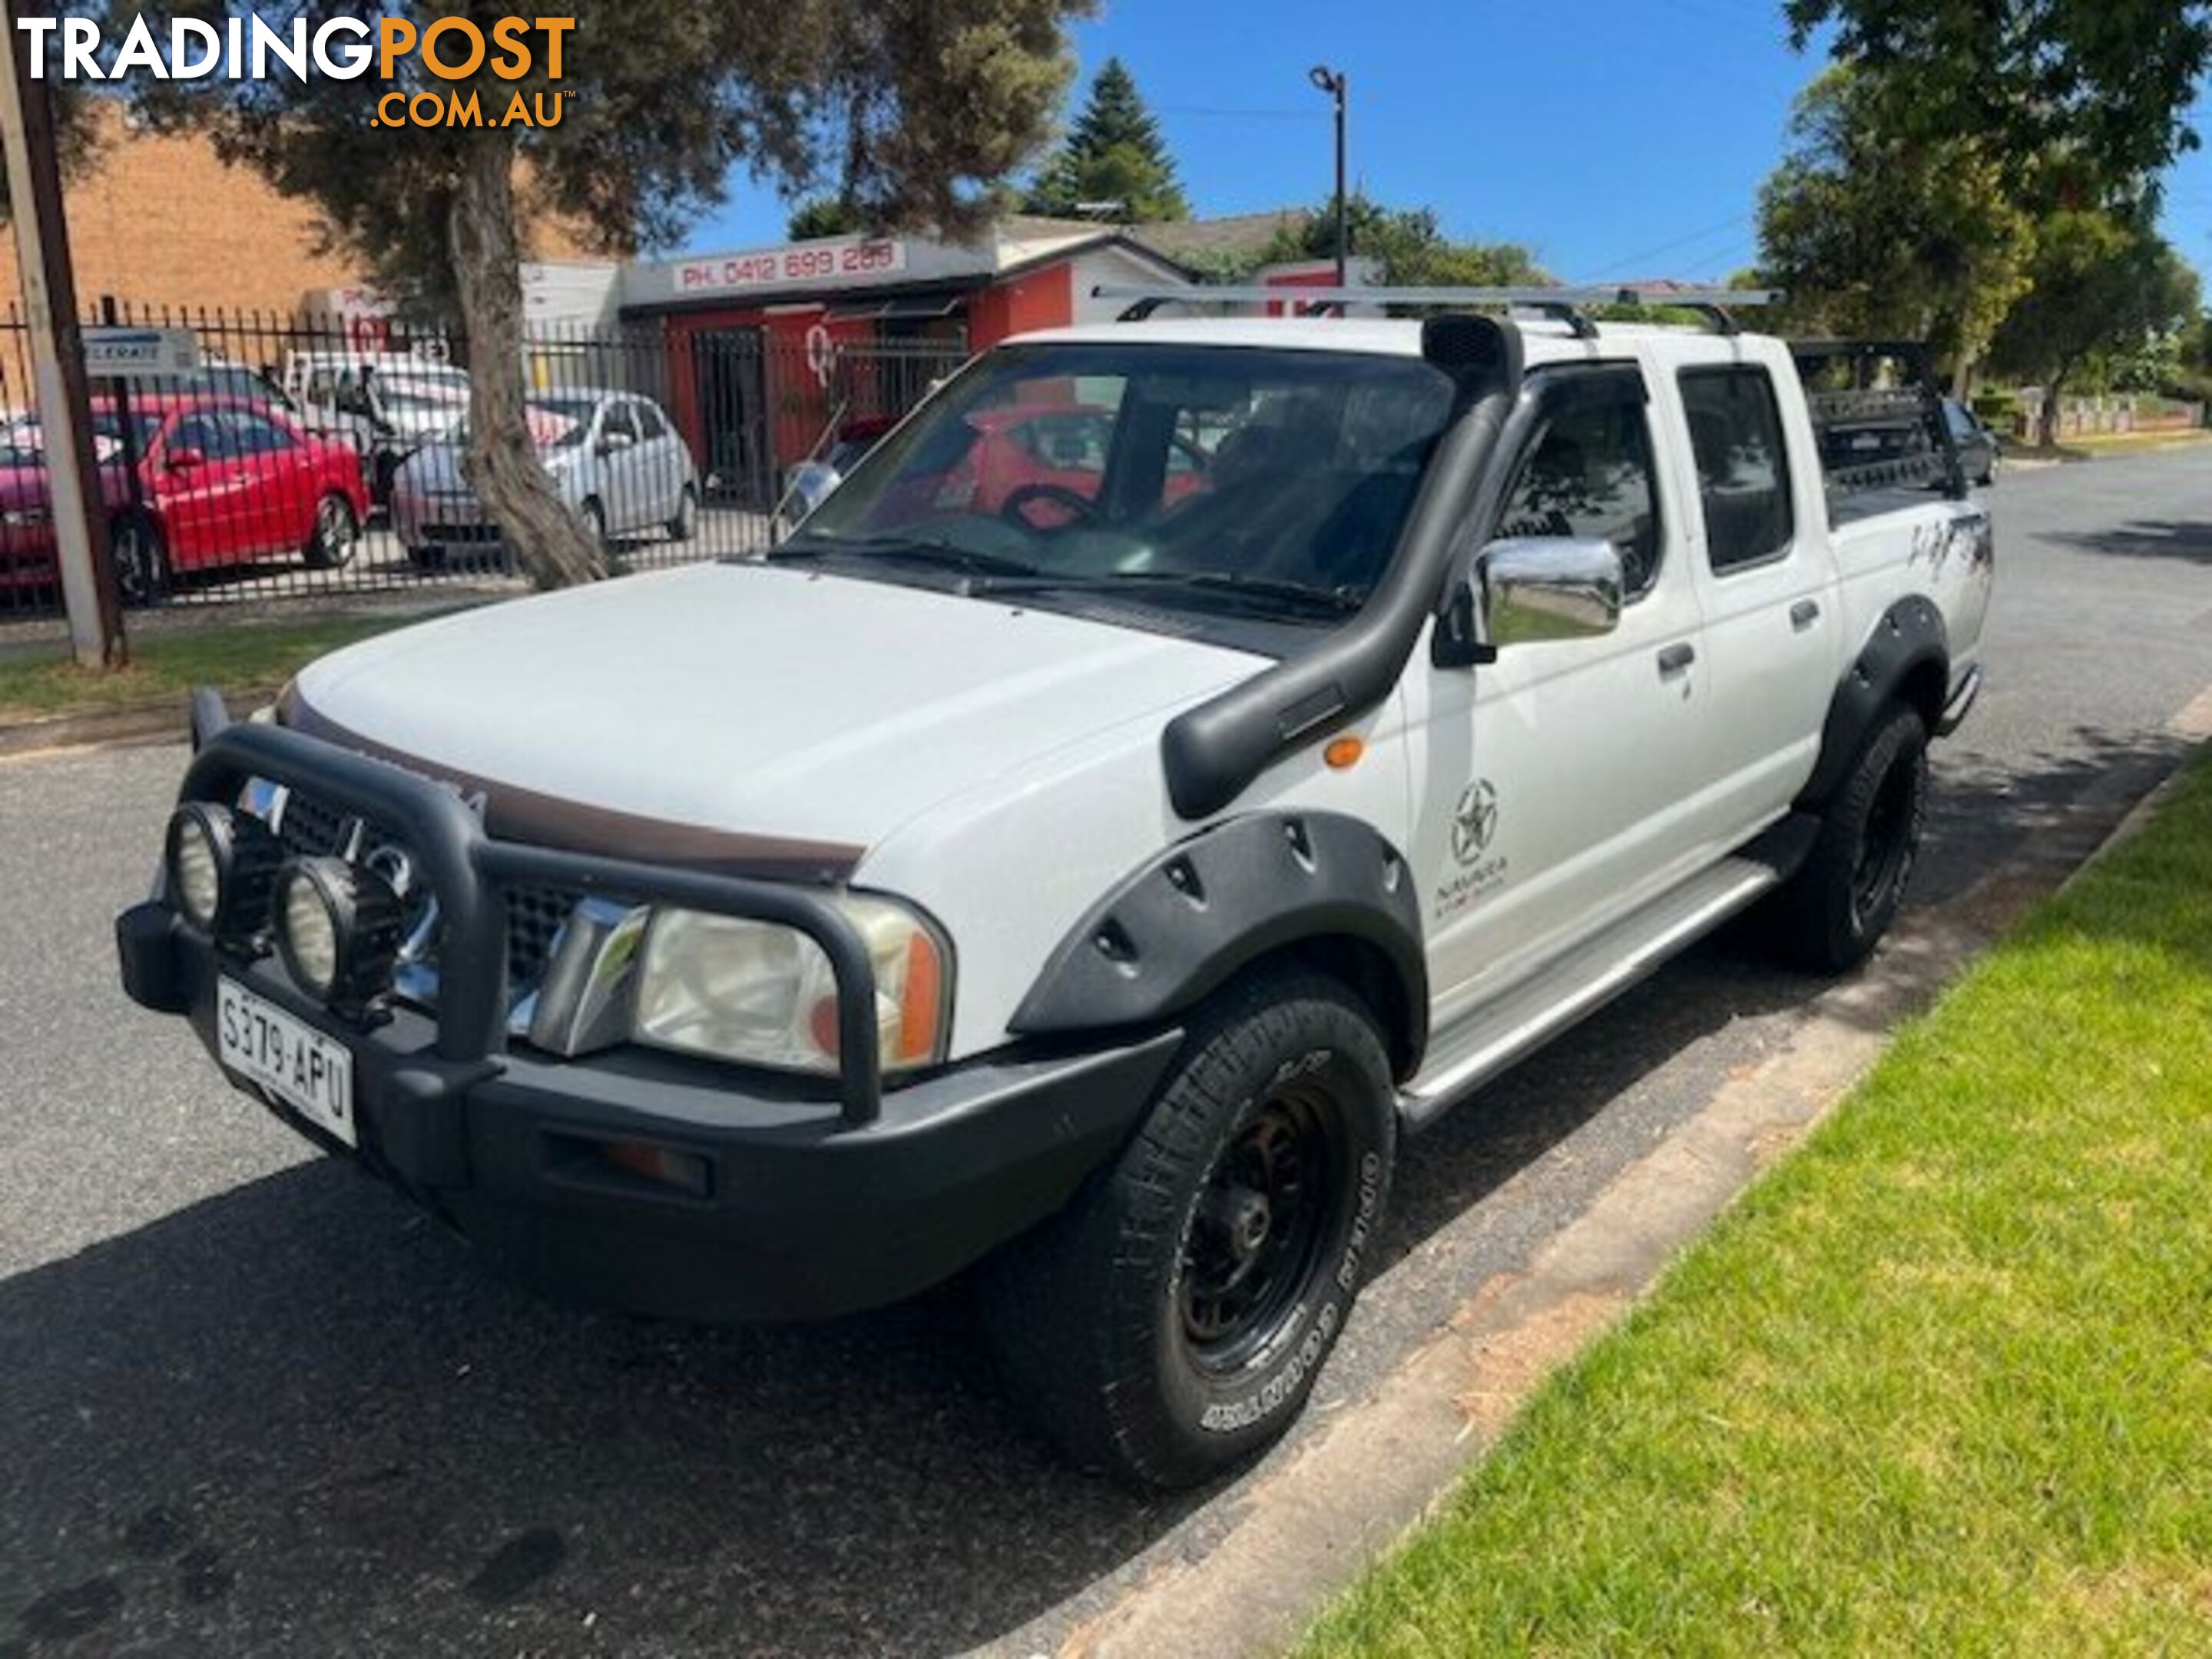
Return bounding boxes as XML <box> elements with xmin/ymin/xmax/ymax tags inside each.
<box><xmin>2</xmin><ymin>452</ymin><xmax>2209</xmax><ymax>1657</ymax></box>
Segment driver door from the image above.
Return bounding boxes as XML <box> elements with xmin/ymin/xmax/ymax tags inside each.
<box><xmin>1401</xmin><ymin>363</ymin><xmax>1715</xmax><ymax>1025</ymax></box>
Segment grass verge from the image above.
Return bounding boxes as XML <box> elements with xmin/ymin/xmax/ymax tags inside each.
<box><xmin>0</xmin><ymin>614</ymin><xmax>409</xmax><ymax>722</ymax></box>
<box><xmin>1301</xmin><ymin>759</ymin><xmax>2212</xmax><ymax>1655</ymax></box>
<box><xmin>2011</xmin><ymin>429</ymin><xmax>2212</xmax><ymax>463</ymax></box>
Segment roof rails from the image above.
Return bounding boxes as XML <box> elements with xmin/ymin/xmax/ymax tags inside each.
<box><xmin>1091</xmin><ymin>283</ymin><xmax>1780</xmax><ymax>338</ymax></box>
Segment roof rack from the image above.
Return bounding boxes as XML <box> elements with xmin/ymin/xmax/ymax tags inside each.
<box><xmin>1090</xmin><ymin>283</ymin><xmax>1780</xmax><ymax>338</ymax></box>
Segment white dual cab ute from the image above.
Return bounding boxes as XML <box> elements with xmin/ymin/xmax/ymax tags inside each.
<box><xmin>118</xmin><ymin>287</ymin><xmax>1992</xmax><ymax>1488</ymax></box>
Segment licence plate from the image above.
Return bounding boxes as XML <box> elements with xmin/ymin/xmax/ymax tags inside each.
<box><xmin>216</xmin><ymin>978</ymin><xmax>357</xmax><ymax>1148</ymax></box>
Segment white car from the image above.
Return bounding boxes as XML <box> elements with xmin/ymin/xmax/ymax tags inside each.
<box><xmin>121</xmin><ymin>291</ymin><xmax>1992</xmax><ymax>1488</ymax></box>
<box><xmin>388</xmin><ymin>388</ymin><xmax>700</xmax><ymax>565</ymax></box>
<box><xmin>283</xmin><ymin>351</ymin><xmax>473</xmax><ymax>502</ymax></box>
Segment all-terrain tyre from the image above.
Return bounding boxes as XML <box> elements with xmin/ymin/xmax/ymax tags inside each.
<box><xmin>980</xmin><ymin>969</ymin><xmax>1396</xmax><ymax>1488</ymax></box>
<box><xmin>1771</xmin><ymin>704</ymin><xmax>1929</xmax><ymax>972</ymax></box>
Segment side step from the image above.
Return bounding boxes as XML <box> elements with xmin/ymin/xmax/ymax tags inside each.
<box><xmin>1399</xmin><ymin>846</ymin><xmax>1801</xmax><ymax>1131</ymax></box>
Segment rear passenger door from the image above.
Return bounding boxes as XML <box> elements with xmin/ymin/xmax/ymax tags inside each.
<box><xmin>1671</xmin><ymin>358</ymin><xmax>1842</xmax><ymax>835</ymax></box>
<box><xmin>1408</xmin><ymin>364</ymin><xmax>1714</xmax><ymax>1021</ymax></box>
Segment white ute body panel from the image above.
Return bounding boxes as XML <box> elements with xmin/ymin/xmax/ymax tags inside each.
<box><xmin>290</xmin><ymin>315</ymin><xmax>1992</xmax><ymax>1075</ymax></box>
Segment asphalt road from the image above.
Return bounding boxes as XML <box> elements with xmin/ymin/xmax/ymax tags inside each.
<box><xmin>3</xmin><ymin>450</ymin><xmax>2210</xmax><ymax>1657</ymax></box>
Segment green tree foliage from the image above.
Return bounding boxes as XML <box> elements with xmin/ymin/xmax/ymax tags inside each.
<box><xmin>786</xmin><ymin>196</ymin><xmax>863</xmax><ymax>240</ymax></box>
<box><xmin>1022</xmin><ymin>57</ymin><xmax>1187</xmax><ymax>223</ymax></box>
<box><xmin>1756</xmin><ymin>69</ymin><xmax>2035</xmax><ymax>386</ymax></box>
<box><xmin>1988</xmin><ymin>210</ymin><xmax>2203</xmax><ymax>441</ymax></box>
<box><xmin>1260</xmin><ymin>194</ymin><xmax>1548</xmax><ymax>286</ymax></box>
<box><xmin>120</xmin><ymin>0</ymin><xmax>1084</xmax><ymax>587</ymax></box>
<box><xmin>0</xmin><ymin>75</ymin><xmax>105</xmax><ymax>221</ymax></box>
<box><xmin>1786</xmin><ymin>0</ymin><xmax>2212</xmax><ymax>199</ymax></box>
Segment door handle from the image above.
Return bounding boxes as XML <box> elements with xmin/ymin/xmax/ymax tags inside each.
<box><xmin>1790</xmin><ymin>598</ymin><xmax>1822</xmax><ymax>631</ymax></box>
<box><xmin>1657</xmin><ymin>642</ymin><xmax>1697</xmax><ymax>680</ymax></box>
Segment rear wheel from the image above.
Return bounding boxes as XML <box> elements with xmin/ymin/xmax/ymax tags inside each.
<box><xmin>303</xmin><ymin>492</ymin><xmax>359</xmax><ymax>570</ymax></box>
<box><xmin>581</xmin><ymin>498</ymin><xmax>608</xmax><ymax>550</ymax></box>
<box><xmin>981</xmin><ymin>969</ymin><xmax>1396</xmax><ymax>1488</ymax></box>
<box><xmin>1771</xmin><ymin>704</ymin><xmax>1929</xmax><ymax>972</ymax></box>
<box><xmin>109</xmin><ymin>514</ymin><xmax>169</xmax><ymax>607</ymax></box>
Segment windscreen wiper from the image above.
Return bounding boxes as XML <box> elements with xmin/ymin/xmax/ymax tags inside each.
<box><xmin>767</xmin><ymin>534</ymin><xmax>1043</xmax><ymax>581</ymax></box>
<box><xmin>976</xmin><ymin>569</ymin><xmax>1367</xmax><ymax>618</ymax></box>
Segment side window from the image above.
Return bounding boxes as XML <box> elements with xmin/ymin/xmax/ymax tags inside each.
<box><xmin>1681</xmin><ymin>369</ymin><xmax>1795</xmax><ymax>573</ymax></box>
<box><xmin>168</xmin><ymin>413</ymin><xmax>237</xmax><ymax>459</ymax></box>
<box><xmin>1495</xmin><ymin>392</ymin><xmax>1664</xmax><ymax>600</ymax></box>
<box><xmin>634</xmin><ymin>400</ymin><xmax>669</xmax><ymax>441</ymax></box>
<box><xmin>600</xmin><ymin>402</ymin><xmax>638</xmax><ymax>445</ymax></box>
<box><xmin>228</xmin><ymin>411</ymin><xmax>296</xmax><ymax>455</ymax></box>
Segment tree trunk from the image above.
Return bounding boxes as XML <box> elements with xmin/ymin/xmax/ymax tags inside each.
<box><xmin>2040</xmin><ymin>369</ymin><xmax>2069</xmax><ymax>449</ymax></box>
<box><xmin>447</xmin><ymin>133</ymin><xmax>604</xmax><ymax>589</ymax></box>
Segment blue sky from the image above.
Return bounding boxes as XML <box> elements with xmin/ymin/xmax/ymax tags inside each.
<box><xmin>686</xmin><ymin>0</ymin><xmax>2212</xmax><ymax>284</ymax></box>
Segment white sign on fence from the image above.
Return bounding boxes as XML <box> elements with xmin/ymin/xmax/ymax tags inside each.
<box><xmin>82</xmin><ymin>326</ymin><xmax>200</xmax><ymax>377</ymax></box>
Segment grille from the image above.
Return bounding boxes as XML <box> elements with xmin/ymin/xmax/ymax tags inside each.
<box><xmin>275</xmin><ymin>790</ymin><xmax>355</xmax><ymax>857</ymax></box>
<box><xmin>505</xmin><ymin>885</ymin><xmax>583</xmax><ymax>987</ymax></box>
<box><xmin>263</xmin><ymin>783</ymin><xmax>581</xmax><ymax>1002</ymax></box>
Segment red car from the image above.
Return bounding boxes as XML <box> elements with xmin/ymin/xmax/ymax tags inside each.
<box><xmin>0</xmin><ymin>393</ymin><xmax>369</xmax><ymax>603</ymax></box>
<box><xmin>876</xmin><ymin>402</ymin><xmax>1210</xmax><ymax>529</ymax></box>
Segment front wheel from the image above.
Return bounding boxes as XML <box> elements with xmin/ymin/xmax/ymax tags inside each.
<box><xmin>303</xmin><ymin>492</ymin><xmax>359</xmax><ymax>570</ymax></box>
<box><xmin>981</xmin><ymin>969</ymin><xmax>1396</xmax><ymax>1488</ymax></box>
<box><xmin>667</xmin><ymin>484</ymin><xmax>698</xmax><ymax>542</ymax></box>
<box><xmin>1770</xmin><ymin>704</ymin><xmax>1929</xmax><ymax>972</ymax></box>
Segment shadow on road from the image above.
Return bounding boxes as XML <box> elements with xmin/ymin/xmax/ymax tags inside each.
<box><xmin>0</xmin><ymin>729</ymin><xmax>2188</xmax><ymax>1657</ymax></box>
<box><xmin>2046</xmin><ymin>518</ymin><xmax>2212</xmax><ymax>567</ymax></box>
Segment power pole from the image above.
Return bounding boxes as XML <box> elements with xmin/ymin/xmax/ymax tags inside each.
<box><xmin>0</xmin><ymin>0</ymin><xmax>123</xmax><ymax>668</ymax></box>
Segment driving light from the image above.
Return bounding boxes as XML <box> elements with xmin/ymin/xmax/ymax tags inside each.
<box><xmin>633</xmin><ymin>894</ymin><xmax>951</xmax><ymax>1077</ymax></box>
<box><xmin>276</xmin><ymin>856</ymin><xmax>402</xmax><ymax>1012</ymax></box>
<box><xmin>164</xmin><ymin>803</ymin><xmax>283</xmax><ymax>942</ymax></box>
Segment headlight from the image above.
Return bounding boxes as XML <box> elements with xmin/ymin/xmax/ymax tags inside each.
<box><xmin>275</xmin><ymin>856</ymin><xmax>403</xmax><ymax>1011</ymax></box>
<box><xmin>1</xmin><ymin>507</ymin><xmax>49</xmax><ymax>528</ymax></box>
<box><xmin>164</xmin><ymin>803</ymin><xmax>283</xmax><ymax>941</ymax></box>
<box><xmin>633</xmin><ymin>894</ymin><xmax>950</xmax><ymax>1076</ymax></box>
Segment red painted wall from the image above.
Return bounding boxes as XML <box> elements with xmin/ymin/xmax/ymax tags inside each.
<box><xmin>967</xmin><ymin>265</ymin><xmax>1074</xmax><ymax>348</ymax></box>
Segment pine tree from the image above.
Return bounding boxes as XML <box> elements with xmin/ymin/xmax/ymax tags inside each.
<box><xmin>1023</xmin><ymin>58</ymin><xmax>1190</xmax><ymax>223</ymax></box>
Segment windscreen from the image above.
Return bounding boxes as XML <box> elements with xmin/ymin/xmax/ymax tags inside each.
<box><xmin>793</xmin><ymin>343</ymin><xmax>1456</xmax><ymax>613</ymax></box>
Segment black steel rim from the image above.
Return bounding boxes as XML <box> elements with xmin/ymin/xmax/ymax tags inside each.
<box><xmin>1852</xmin><ymin>751</ymin><xmax>1918</xmax><ymax>926</ymax></box>
<box><xmin>1179</xmin><ymin>1084</ymin><xmax>1339</xmax><ymax>1372</ymax></box>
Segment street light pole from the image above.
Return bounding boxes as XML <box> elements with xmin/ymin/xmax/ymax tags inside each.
<box><xmin>1309</xmin><ymin>65</ymin><xmax>1349</xmax><ymax>286</ymax></box>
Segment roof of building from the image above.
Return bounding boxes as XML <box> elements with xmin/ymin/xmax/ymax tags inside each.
<box><xmin>1127</xmin><ymin>210</ymin><xmax>1313</xmax><ymax>263</ymax></box>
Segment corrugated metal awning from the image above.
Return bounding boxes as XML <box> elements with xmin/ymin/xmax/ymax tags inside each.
<box><xmin>824</xmin><ymin>294</ymin><xmax>969</xmax><ymax>323</ymax></box>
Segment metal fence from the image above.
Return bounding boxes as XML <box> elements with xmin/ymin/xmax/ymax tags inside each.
<box><xmin>0</xmin><ymin>298</ymin><xmax>969</xmax><ymax>618</ymax></box>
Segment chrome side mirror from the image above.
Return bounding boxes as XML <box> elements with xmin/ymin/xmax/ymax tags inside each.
<box><xmin>1436</xmin><ymin>536</ymin><xmax>1624</xmax><ymax>667</ymax></box>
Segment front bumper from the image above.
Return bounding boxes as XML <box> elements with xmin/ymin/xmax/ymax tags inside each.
<box><xmin>118</xmin><ymin>716</ymin><xmax>1183</xmax><ymax>1320</ymax></box>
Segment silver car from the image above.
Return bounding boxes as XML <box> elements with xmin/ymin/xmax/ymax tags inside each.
<box><xmin>391</xmin><ymin>389</ymin><xmax>700</xmax><ymax>566</ymax></box>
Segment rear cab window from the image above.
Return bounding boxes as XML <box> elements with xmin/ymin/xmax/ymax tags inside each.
<box><xmin>1680</xmin><ymin>367</ymin><xmax>1795</xmax><ymax>573</ymax></box>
